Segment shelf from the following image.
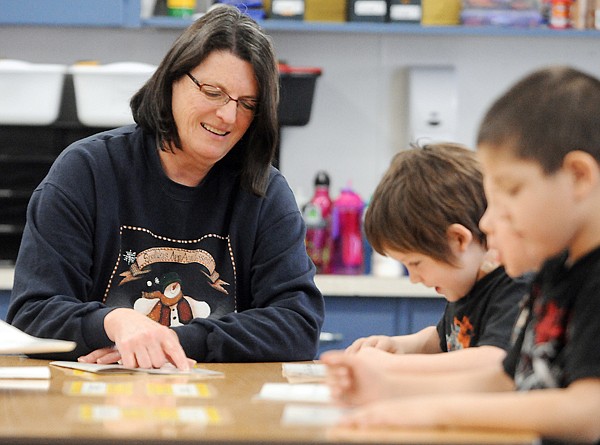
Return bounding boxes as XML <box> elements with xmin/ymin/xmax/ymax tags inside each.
<box><xmin>142</xmin><ymin>16</ymin><xmax>600</xmax><ymax>38</ymax></box>
<box><xmin>262</xmin><ymin>20</ymin><xmax>600</xmax><ymax>37</ymax></box>
<box><xmin>314</xmin><ymin>274</ymin><xmax>440</xmax><ymax>298</ymax></box>
<box><xmin>0</xmin><ymin>266</ymin><xmax>441</xmax><ymax>297</ymax></box>
<box><xmin>3</xmin><ymin>2</ymin><xmax>599</xmax><ymax>38</ymax></box>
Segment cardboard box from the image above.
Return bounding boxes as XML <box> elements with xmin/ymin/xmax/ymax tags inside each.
<box><xmin>306</xmin><ymin>0</ymin><xmax>346</xmax><ymax>21</ymax></box>
<box><xmin>266</xmin><ymin>0</ymin><xmax>347</xmax><ymax>21</ymax></box>
<box><xmin>421</xmin><ymin>0</ymin><xmax>461</xmax><ymax>25</ymax></box>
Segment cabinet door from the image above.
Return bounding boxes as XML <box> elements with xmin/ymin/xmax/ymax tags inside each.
<box><xmin>318</xmin><ymin>296</ymin><xmax>446</xmax><ymax>357</ymax></box>
<box><xmin>319</xmin><ymin>296</ymin><xmax>398</xmax><ymax>355</ymax></box>
<box><xmin>397</xmin><ymin>298</ymin><xmax>447</xmax><ymax>336</ymax></box>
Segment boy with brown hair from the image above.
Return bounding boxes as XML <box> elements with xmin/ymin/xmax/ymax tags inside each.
<box><xmin>341</xmin><ymin>143</ymin><xmax>530</xmax><ymax>374</ymax></box>
<box><xmin>323</xmin><ymin>66</ymin><xmax>600</xmax><ymax>444</ymax></box>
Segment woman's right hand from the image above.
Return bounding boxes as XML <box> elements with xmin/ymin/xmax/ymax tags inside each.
<box><xmin>81</xmin><ymin>308</ymin><xmax>194</xmax><ymax>370</ymax></box>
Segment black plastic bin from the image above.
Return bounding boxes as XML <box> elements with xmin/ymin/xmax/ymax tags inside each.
<box><xmin>278</xmin><ymin>64</ymin><xmax>322</xmax><ymax>127</ymax></box>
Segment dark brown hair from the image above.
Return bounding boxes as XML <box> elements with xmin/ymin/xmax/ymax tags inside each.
<box><xmin>364</xmin><ymin>143</ymin><xmax>487</xmax><ymax>265</ymax></box>
<box><xmin>477</xmin><ymin>66</ymin><xmax>600</xmax><ymax>174</ymax></box>
<box><xmin>131</xmin><ymin>5</ymin><xmax>279</xmax><ymax>196</ymax></box>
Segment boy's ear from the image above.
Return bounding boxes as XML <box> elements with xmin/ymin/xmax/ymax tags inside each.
<box><xmin>563</xmin><ymin>150</ymin><xmax>600</xmax><ymax>200</ymax></box>
<box><xmin>446</xmin><ymin>223</ymin><xmax>473</xmax><ymax>253</ymax></box>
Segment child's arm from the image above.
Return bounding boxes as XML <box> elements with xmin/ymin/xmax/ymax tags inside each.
<box><xmin>345</xmin><ymin>326</ymin><xmax>441</xmax><ymax>354</ymax></box>
<box><xmin>322</xmin><ymin>351</ymin><xmax>514</xmax><ymax>406</ymax></box>
<box><xmin>344</xmin><ymin>344</ymin><xmax>506</xmax><ymax>374</ymax></box>
<box><xmin>336</xmin><ymin>377</ymin><xmax>600</xmax><ymax>444</ymax></box>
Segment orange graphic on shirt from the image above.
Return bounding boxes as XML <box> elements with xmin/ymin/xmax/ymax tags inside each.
<box><xmin>447</xmin><ymin>315</ymin><xmax>474</xmax><ymax>350</ymax></box>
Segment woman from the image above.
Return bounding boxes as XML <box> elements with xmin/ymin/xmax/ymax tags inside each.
<box><xmin>7</xmin><ymin>5</ymin><xmax>324</xmax><ymax>370</ymax></box>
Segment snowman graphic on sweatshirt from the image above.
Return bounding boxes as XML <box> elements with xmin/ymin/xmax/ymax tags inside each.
<box><xmin>134</xmin><ymin>271</ymin><xmax>211</xmax><ymax>327</ymax></box>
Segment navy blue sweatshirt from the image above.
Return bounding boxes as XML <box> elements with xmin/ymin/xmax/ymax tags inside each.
<box><xmin>8</xmin><ymin>125</ymin><xmax>324</xmax><ymax>362</ymax></box>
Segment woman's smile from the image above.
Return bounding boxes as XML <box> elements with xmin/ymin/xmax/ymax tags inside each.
<box><xmin>201</xmin><ymin>122</ymin><xmax>230</xmax><ymax>137</ymax></box>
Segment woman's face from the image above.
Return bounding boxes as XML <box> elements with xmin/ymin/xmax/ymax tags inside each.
<box><xmin>168</xmin><ymin>50</ymin><xmax>258</xmax><ymax>181</ymax></box>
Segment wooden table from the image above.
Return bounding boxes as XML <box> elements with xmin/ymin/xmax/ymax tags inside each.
<box><xmin>0</xmin><ymin>356</ymin><xmax>538</xmax><ymax>445</ymax></box>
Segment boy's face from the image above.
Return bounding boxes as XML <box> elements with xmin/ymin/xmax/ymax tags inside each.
<box><xmin>479</xmin><ymin>205</ymin><xmax>540</xmax><ymax>278</ymax></box>
<box><xmin>478</xmin><ymin>145</ymin><xmax>575</xmax><ymax>267</ymax></box>
<box><xmin>385</xmin><ymin>249</ymin><xmax>477</xmax><ymax>302</ymax></box>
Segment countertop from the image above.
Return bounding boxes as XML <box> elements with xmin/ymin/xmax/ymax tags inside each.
<box><xmin>314</xmin><ymin>274</ymin><xmax>440</xmax><ymax>298</ymax></box>
<box><xmin>0</xmin><ymin>267</ymin><xmax>12</xmax><ymax>291</ymax></box>
<box><xmin>0</xmin><ymin>266</ymin><xmax>439</xmax><ymax>298</ymax></box>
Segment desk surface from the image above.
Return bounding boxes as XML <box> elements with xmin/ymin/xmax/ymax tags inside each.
<box><xmin>0</xmin><ymin>356</ymin><xmax>537</xmax><ymax>445</ymax></box>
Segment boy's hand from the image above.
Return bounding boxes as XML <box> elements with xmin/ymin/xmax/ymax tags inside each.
<box><xmin>335</xmin><ymin>397</ymin><xmax>441</xmax><ymax>429</ymax></box>
<box><xmin>345</xmin><ymin>335</ymin><xmax>401</xmax><ymax>354</ymax></box>
<box><xmin>321</xmin><ymin>349</ymin><xmax>395</xmax><ymax>406</ymax></box>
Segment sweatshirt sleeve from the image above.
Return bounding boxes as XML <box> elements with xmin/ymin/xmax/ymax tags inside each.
<box><xmin>173</xmin><ymin>173</ymin><xmax>325</xmax><ymax>362</ymax></box>
<box><xmin>7</xmin><ymin>148</ymin><xmax>116</xmax><ymax>360</ymax></box>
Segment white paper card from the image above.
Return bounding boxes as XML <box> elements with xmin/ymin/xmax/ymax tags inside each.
<box><xmin>256</xmin><ymin>383</ymin><xmax>331</xmax><ymax>403</ymax></box>
<box><xmin>281</xmin><ymin>404</ymin><xmax>349</xmax><ymax>426</ymax></box>
<box><xmin>0</xmin><ymin>366</ymin><xmax>50</xmax><ymax>379</ymax></box>
<box><xmin>0</xmin><ymin>379</ymin><xmax>50</xmax><ymax>391</ymax></box>
<box><xmin>50</xmin><ymin>361</ymin><xmax>223</xmax><ymax>377</ymax></box>
<box><xmin>282</xmin><ymin>363</ymin><xmax>327</xmax><ymax>383</ymax></box>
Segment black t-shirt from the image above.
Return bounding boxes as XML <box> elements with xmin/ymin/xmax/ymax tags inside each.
<box><xmin>437</xmin><ymin>266</ymin><xmax>530</xmax><ymax>352</ymax></box>
<box><xmin>504</xmin><ymin>247</ymin><xmax>600</xmax><ymax>389</ymax></box>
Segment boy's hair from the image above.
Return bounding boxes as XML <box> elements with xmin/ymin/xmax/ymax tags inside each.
<box><xmin>364</xmin><ymin>143</ymin><xmax>487</xmax><ymax>265</ymax></box>
<box><xmin>477</xmin><ymin>66</ymin><xmax>600</xmax><ymax>174</ymax></box>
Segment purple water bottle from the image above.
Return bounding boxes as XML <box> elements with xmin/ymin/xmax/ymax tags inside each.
<box><xmin>331</xmin><ymin>185</ymin><xmax>364</xmax><ymax>275</ymax></box>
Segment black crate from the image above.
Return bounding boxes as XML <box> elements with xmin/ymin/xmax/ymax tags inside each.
<box><xmin>278</xmin><ymin>65</ymin><xmax>322</xmax><ymax>127</ymax></box>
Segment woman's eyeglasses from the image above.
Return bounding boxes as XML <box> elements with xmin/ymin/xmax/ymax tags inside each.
<box><xmin>186</xmin><ymin>72</ymin><xmax>258</xmax><ymax>115</ymax></box>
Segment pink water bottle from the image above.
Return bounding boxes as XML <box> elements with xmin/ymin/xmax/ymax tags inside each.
<box><xmin>331</xmin><ymin>185</ymin><xmax>364</xmax><ymax>275</ymax></box>
<box><xmin>303</xmin><ymin>171</ymin><xmax>333</xmax><ymax>274</ymax></box>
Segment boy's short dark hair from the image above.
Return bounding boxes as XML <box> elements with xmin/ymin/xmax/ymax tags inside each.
<box><xmin>364</xmin><ymin>143</ymin><xmax>487</xmax><ymax>265</ymax></box>
<box><xmin>477</xmin><ymin>66</ymin><xmax>600</xmax><ymax>174</ymax></box>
